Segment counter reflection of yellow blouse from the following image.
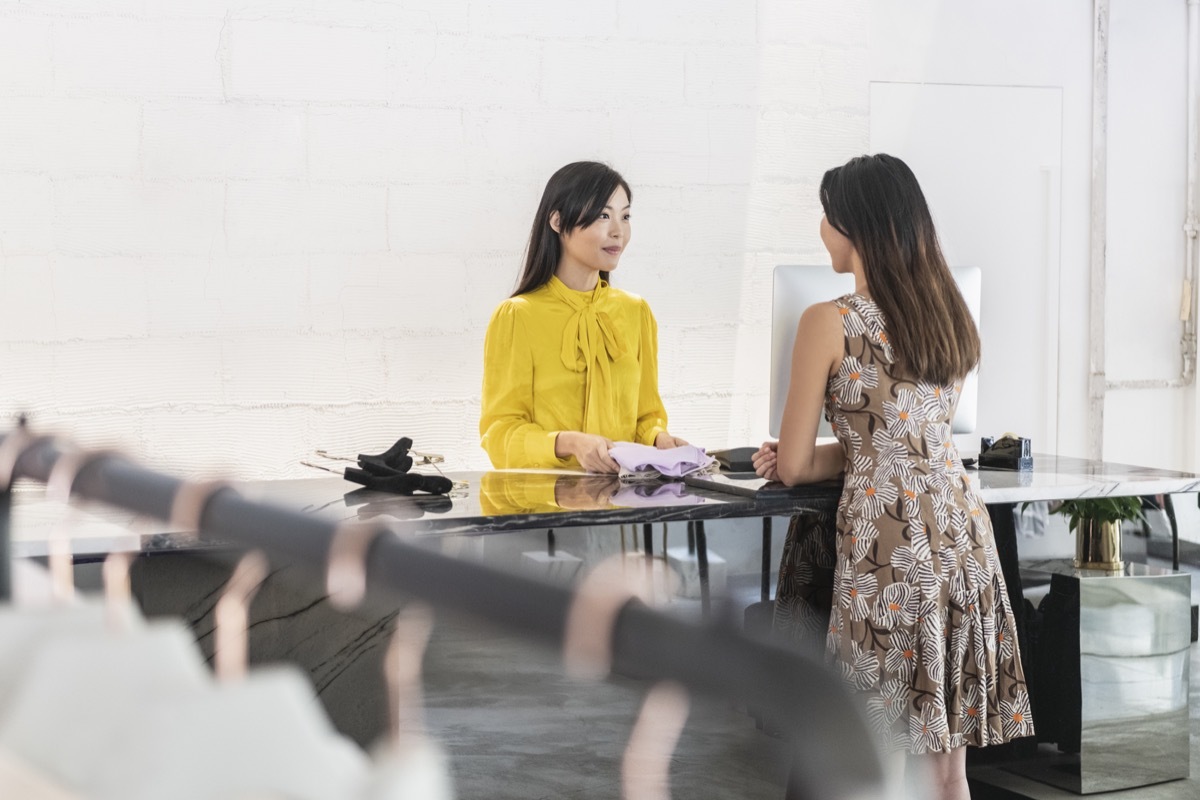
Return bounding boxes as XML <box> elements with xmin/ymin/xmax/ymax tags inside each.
<box><xmin>477</xmin><ymin>472</ymin><xmax>621</xmax><ymax>515</ymax></box>
<box><xmin>480</xmin><ymin>276</ymin><xmax>668</xmax><ymax>469</ymax></box>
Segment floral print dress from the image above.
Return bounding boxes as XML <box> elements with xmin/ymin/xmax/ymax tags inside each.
<box><xmin>775</xmin><ymin>293</ymin><xmax>1034</xmax><ymax>754</ymax></box>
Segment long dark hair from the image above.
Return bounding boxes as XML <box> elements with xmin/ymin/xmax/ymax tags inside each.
<box><xmin>512</xmin><ymin>161</ymin><xmax>632</xmax><ymax>297</ymax></box>
<box><xmin>820</xmin><ymin>153</ymin><xmax>980</xmax><ymax>385</ymax></box>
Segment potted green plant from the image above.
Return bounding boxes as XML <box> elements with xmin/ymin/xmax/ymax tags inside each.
<box><xmin>1049</xmin><ymin>497</ymin><xmax>1144</xmax><ymax>570</ymax></box>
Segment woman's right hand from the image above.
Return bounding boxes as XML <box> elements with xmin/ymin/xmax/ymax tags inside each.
<box><xmin>555</xmin><ymin>431</ymin><xmax>619</xmax><ymax>474</ymax></box>
<box><xmin>752</xmin><ymin>441</ymin><xmax>779</xmax><ymax>481</ymax></box>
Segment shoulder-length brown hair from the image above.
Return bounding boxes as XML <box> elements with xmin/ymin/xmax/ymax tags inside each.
<box><xmin>819</xmin><ymin>153</ymin><xmax>980</xmax><ymax>385</ymax></box>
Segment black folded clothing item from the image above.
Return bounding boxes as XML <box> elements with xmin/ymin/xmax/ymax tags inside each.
<box><xmin>709</xmin><ymin>446</ymin><xmax>758</xmax><ymax>473</ymax></box>
<box><xmin>339</xmin><ymin>437</ymin><xmax>451</xmax><ymax>495</ymax></box>
<box><xmin>356</xmin><ymin>436</ymin><xmax>414</xmax><ymax>473</ymax></box>
<box><xmin>343</xmin><ymin>468</ymin><xmax>453</xmax><ymax>496</ymax></box>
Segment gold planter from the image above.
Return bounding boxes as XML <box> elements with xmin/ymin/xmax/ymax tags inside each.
<box><xmin>1074</xmin><ymin>518</ymin><xmax>1124</xmax><ymax>571</ymax></box>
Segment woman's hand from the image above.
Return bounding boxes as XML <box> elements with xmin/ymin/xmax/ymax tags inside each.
<box><xmin>555</xmin><ymin>431</ymin><xmax>619</xmax><ymax>474</ymax></box>
<box><xmin>752</xmin><ymin>441</ymin><xmax>779</xmax><ymax>481</ymax></box>
<box><xmin>654</xmin><ymin>432</ymin><xmax>689</xmax><ymax>449</ymax></box>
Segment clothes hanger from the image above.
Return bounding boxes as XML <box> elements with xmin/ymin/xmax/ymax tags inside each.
<box><xmin>622</xmin><ymin>682</ymin><xmax>690</xmax><ymax>800</ymax></box>
<box><xmin>361</xmin><ymin>603</ymin><xmax>455</xmax><ymax>800</ymax></box>
<box><xmin>212</xmin><ymin>549</ymin><xmax>269</xmax><ymax>682</ymax></box>
<box><xmin>563</xmin><ymin>557</ymin><xmax>690</xmax><ymax>800</ymax></box>
<box><xmin>324</xmin><ymin>521</ymin><xmax>455</xmax><ymax>800</ymax></box>
<box><xmin>326</xmin><ymin>521</ymin><xmax>387</xmax><ymax>613</ymax></box>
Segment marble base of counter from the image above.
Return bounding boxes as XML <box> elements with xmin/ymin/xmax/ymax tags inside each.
<box><xmin>130</xmin><ymin>551</ymin><xmax>396</xmax><ymax>748</ymax></box>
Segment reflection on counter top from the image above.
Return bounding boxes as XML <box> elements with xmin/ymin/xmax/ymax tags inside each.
<box><xmin>265</xmin><ymin>470</ymin><xmax>755</xmax><ymax>535</ymax></box>
<box><xmin>966</xmin><ymin>453</ymin><xmax>1200</xmax><ymax>503</ymax></box>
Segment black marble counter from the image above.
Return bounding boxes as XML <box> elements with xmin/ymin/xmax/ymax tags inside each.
<box><xmin>8</xmin><ymin>455</ymin><xmax>1200</xmax><ymax>558</ymax></box>
<box><xmin>249</xmin><ymin>471</ymin><xmax>841</xmax><ymax>535</ymax></box>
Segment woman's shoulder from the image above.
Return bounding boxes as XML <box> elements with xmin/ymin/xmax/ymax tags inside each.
<box><xmin>830</xmin><ymin>294</ymin><xmax>894</xmax><ymax>361</ymax></box>
<box><xmin>604</xmin><ymin>284</ymin><xmax>653</xmax><ymax>315</ymax></box>
<box><xmin>801</xmin><ymin>299</ymin><xmax>845</xmax><ymax>325</ymax></box>
<box><xmin>487</xmin><ymin>294</ymin><xmax>539</xmax><ymax>335</ymax></box>
<box><xmin>491</xmin><ymin>287</ymin><xmax>550</xmax><ymax>318</ymax></box>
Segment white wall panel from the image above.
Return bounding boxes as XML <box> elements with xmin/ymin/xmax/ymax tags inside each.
<box><xmin>870</xmin><ymin>83</ymin><xmax>1063</xmax><ymax>450</ymax></box>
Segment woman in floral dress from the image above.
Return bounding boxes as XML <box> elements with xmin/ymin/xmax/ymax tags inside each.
<box><xmin>753</xmin><ymin>154</ymin><xmax>1033</xmax><ymax>800</ymax></box>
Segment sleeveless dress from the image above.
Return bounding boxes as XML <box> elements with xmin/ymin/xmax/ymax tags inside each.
<box><xmin>775</xmin><ymin>293</ymin><xmax>1034</xmax><ymax>754</ymax></box>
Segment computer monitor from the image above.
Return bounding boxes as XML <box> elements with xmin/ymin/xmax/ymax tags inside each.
<box><xmin>769</xmin><ymin>265</ymin><xmax>982</xmax><ymax>438</ymax></box>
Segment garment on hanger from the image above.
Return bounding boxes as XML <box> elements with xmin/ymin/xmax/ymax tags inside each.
<box><xmin>0</xmin><ymin>620</ymin><xmax>208</xmax><ymax>790</ymax></box>
<box><xmin>0</xmin><ymin>600</ymin><xmax>126</xmax><ymax>715</ymax></box>
<box><xmin>91</xmin><ymin>665</ymin><xmax>370</xmax><ymax>800</ymax></box>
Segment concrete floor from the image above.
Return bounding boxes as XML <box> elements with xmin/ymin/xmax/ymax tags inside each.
<box><xmin>423</xmin><ymin>606</ymin><xmax>795</xmax><ymax>800</ymax></box>
<box><xmin>415</xmin><ymin>524</ymin><xmax>1200</xmax><ymax>800</ymax></box>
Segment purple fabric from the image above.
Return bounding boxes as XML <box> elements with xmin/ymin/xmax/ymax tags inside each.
<box><xmin>607</xmin><ymin>442</ymin><xmax>715</xmax><ymax>478</ymax></box>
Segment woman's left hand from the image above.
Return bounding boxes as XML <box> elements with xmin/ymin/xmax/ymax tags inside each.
<box><xmin>752</xmin><ymin>441</ymin><xmax>779</xmax><ymax>481</ymax></box>
<box><xmin>654</xmin><ymin>432</ymin><xmax>689</xmax><ymax>449</ymax></box>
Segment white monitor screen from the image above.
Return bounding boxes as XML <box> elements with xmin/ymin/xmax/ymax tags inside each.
<box><xmin>769</xmin><ymin>265</ymin><xmax>982</xmax><ymax>439</ymax></box>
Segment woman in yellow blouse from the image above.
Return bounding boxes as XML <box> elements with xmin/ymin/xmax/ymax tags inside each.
<box><xmin>480</xmin><ymin>162</ymin><xmax>686</xmax><ymax>472</ymax></box>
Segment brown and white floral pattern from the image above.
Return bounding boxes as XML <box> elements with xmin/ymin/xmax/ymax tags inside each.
<box><xmin>774</xmin><ymin>293</ymin><xmax>1033</xmax><ymax>754</ymax></box>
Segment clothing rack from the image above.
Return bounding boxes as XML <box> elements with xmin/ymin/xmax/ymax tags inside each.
<box><xmin>0</xmin><ymin>430</ymin><xmax>885</xmax><ymax>800</ymax></box>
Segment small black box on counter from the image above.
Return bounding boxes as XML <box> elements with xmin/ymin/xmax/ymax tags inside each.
<box><xmin>978</xmin><ymin>435</ymin><xmax>1033</xmax><ymax>471</ymax></box>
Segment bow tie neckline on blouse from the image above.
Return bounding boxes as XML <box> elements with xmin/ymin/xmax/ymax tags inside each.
<box><xmin>546</xmin><ymin>276</ymin><xmax>629</xmax><ymax>435</ymax></box>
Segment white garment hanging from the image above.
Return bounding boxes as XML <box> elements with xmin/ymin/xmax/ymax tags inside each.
<box><xmin>0</xmin><ymin>562</ymin><xmax>133</xmax><ymax>799</ymax></box>
<box><xmin>88</xmin><ymin>665</ymin><xmax>370</xmax><ymax>800</ymax></box>
<box><xmin>0</xmin><ymin>600</ymin><xmax>129</xmax><ymax>715</ymax></box>
<box><xmin>11</xmin><ymin>558</ymin><xmax>62</xmax><ymax>608</ymax></box>
<box><xmin>0</xmin><ymin>620</ymin><xmax>208</xmax><ymax>791</ymax></box>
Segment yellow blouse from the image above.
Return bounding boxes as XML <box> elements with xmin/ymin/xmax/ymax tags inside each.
<box><xmin>480</xmin><ymin>276</ymin><xmax>669</xmax><ymax>469</ymax></box>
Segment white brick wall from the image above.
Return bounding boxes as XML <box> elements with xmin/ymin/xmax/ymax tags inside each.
<box><xmin>386</xmin><ymin>182</ymin><xmax>539</xmax><ymax>256</ymax></box>
<box><xmin>55</xmin><ymin>19</ymin><xmax>226</xmax><ymax>98</ymax></box>
<box><xmin>0</xmin><ymin>0</ymin><xmax>869</xmax><ymax>479</ymax></box>
<box><xmin>0</xmin><ymin>99</ymin><xmax>142</xmax><ymax>174</ymax></box>
<box><xmin>0</xmin><ymin>175</ymin><xmax>55</xmax><ymax>255</ymax></box>
<box><xmin>616</xmin><ymin>0</ymin><xmax>758</xmax><ymax>44</ymax></box>
<box><xmin>52</xmin><ymin>179</ymin><xmax>226</xmax><ymax>256</ymax></box>
<box><xmin>391</xmin><ymin>35</ymin><xmax>543</xmax><ymax>107</ymax></box>
<box><xmin>0</xmin><ymin>17</ymin><xmax>54</xmax><ymax>97</ymax></box>
<box><xmin>141</xmin><ymin>102</ymin><xmax>308</xmax><ymax>180</ymax></box>
<box><xmin>468</xmin><ymin>1</ymin><xmax>620</xmax><ymax>40</ymax></box>
<box><xmin>224</xmin><ymin>181</ymin><xmax>390</xmax><ymax>256</ymax></box>
<box><xmin>229</xmin><ymin>20</ymin><xmax>392</xmax><ymax>104</ymax></box>
<box><xmin>462</xmin><ymin>109</ymin><xmax>613</xmax><ymax>182</ymax></box>
<box><xmin>540</xmin><ymin>40</ymin><xmax>688</xmax><ymax>108</ymax></box>
<box><xmin>308</xmin><ymin>107</ymin><xmax>468</xmax><ymax>182</ymax></box>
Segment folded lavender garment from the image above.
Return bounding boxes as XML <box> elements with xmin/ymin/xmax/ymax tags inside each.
<box><xmin>607</xmin><ymin>442</ymin><xmax>715</xmax><ymax>479</ymax></box>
